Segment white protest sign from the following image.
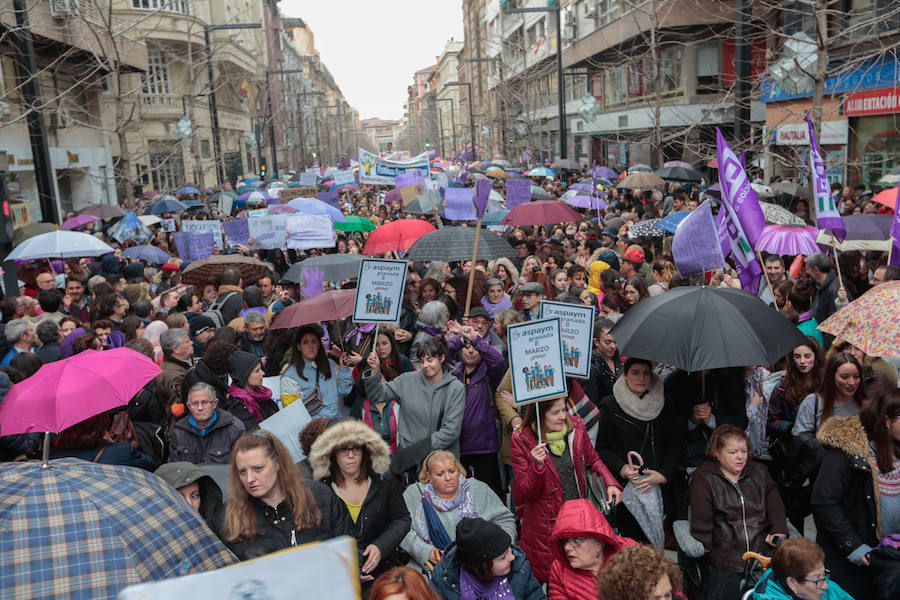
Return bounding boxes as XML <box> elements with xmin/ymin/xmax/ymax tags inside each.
<box><xmin>160</xmin><ymin>218</ymin><xmax>176</xmax><ymax>232</ymax></box>
<box><xmin>540</xmin><ymin>300</ymin><xmax>594</xmax><ymax>379</ymax></box>
<box><xmin>119</xmin><ymin>537</ymin><xmax>359</xmax><ymax>600</ymax></box>
<box><xmin>258</xmin><ymin>392</ymin><xmax>311</xmax><ymax>462</ymax></box>
<box><xmin>353</xmin><ymin>258</ymin><xmax>408</xmax><ymax>323</ymax></box>
<box><xmin>248</xmin><ymin>208</ymin><xmax>268</xmax><ymax>218</ymax></box>
<box><xmin>331</xmin><ymin>170</ymin><xmax>355</xmax><ymax>185</ymax></box>
<box><xmin>248</xmin><ymin>214</ymin><xmax>288</xmax><ymax>250</ymax></box>
<box><xmin>507</xmin><ymin>318</ymin><xmax>568</xmax><ymax>406</ymax></box>
<box><xmin>285</xmin><ymin>213</ymin><xmax>335</xmax><ymax>251</ymax></box>
<box><xmin>181</xmin><ymin>219</ymin><xmax>223</xmax><ymax>250</ymax></box>
<box><xmin>299</xmin><ymin>172</ymin><xmax>318</xmax><ymax>186</ymax></box>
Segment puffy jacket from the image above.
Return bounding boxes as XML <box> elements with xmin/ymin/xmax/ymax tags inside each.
<box><xmin>431</xmin><ymin>544</ymin><xmax>545</xmax><ymax>600</ymax></box>
<box><xmin>449</xmin><ymin>334</ymin><xmax>507</xmax><ymax>455</ymax></box>
<box><xmin>168</xmin><ymin>408</ymin><xmax>245</xmax><ymax>464</ymax></box>
<box><xmin>548</xmin><ymin>499</ymin><xmax>637</xmax><ymax>600</ymax></box>
<box><xmin>511</xmin><ymin>418</ymin><xmax>620</xmax><ymax>582</ymax></box>
<box><xmin>751</xmin><ymin>567</ymin><xmax>854</xmax><ymax>600</ymax></box>
<box><xmin>689</xmin><ymin>459</ymin><xmax>787</xmax><ymax>573</ymax></box>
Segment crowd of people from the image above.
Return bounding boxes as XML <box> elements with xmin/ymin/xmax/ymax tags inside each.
<box><xmin>0</xmin><ymin>166</ymin><xmax>898</xmax><ymax>600</ymax></box>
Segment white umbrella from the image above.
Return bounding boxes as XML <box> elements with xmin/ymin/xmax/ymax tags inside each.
<box><xmin>138</xmin><ymin>215</ymin><xmax>161</xmax><ymax>227</ymax></box>
<box><xmin>6</xmin><ymin>230</ymin><xmax>115</xmax><ymax>261</ymax></box>
<box><xmin>750</xmin><ymin>182</ymin><xmax>776</xmax><ymax>198</ymax></box>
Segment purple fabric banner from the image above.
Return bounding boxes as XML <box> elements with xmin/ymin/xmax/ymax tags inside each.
<box><xmin>716</xmin><ymin>128</ymin><xmax>764</xmax><ymax>294</ymax></box>
<box><xmin>445</xmin><ymin>187</ymin><xmax>476</xmax><ymax>220</ymax></box>
<box><xmin>891</xmin><ymin>185</ymin><xmax>900</xmax><ymax>267</ymax></box>
<box><xmin>506</xmin><ymin>179</ymin><xmax>531</xmax><ymax>210</ymax></box>
<box><xmin>456</xmin><ymin>164</ymin><xmax>468</xmax><ymax>185</ymax></box>
<box><xmin>222</xmin><ymin>220</ymin><xmax>250</xmax><ymax>247</ymax></box>
<box><xmin>673</xmin><ymin>200</ymin><xmax>724</xmax><ymax>277</ymax></box>
<box><xmin>173</xmin><ymin>231</ymin><xmax>214</xmax><ymax>262</ymax></box>
<box><xmin>318</xmin><ymin>191</ymin><xmax>339</xmax><ymax>209</ymax></box>
<box><xmin>474</xmin><ymin>179</ymin><xmax>491</xmax><ymax>218</ymax></box>
<box><xmin>806</xmin><ymin>111</ymin><xmax>846</xmax><ymax>242</ymax></box>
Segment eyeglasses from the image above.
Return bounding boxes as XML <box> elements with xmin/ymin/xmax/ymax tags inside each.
<box><xmin>801</xmin><ymin>569</ymin><xmax>830</xmax><ymax>589</ymax></box>
<box><xmin>337</xmin><ymin>445</ymin><xmax>363</xmax><ymax>456</ymax></box>
<box><xmin>188</xmin><ymin>400</ymin><xmax>214</xmax><ymax>408</ymax></box>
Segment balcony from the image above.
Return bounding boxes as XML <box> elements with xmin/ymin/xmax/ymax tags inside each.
<box><xmin>140</xmin><ymin>94</ymin><xmax>182</xmax><ymax>118</ymax></box>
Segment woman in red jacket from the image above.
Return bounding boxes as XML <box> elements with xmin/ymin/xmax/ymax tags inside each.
<box><xmin>548</xmin><ymin>499</ymin><xmax>636</xmax><ymax>600</ymax></box>
<box><xmin>511</xmin><ymin>397</ymin><xmax>621</xmax><ymax>582</ymax></box>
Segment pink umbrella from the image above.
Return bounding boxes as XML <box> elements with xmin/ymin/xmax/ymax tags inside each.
<box><xmin>501</xmin><ymin>200</ymin><xmax>583</xmax><ymax>225</ymax></box>
<box><xmin>61</xmin><ymin>214</ymin><xmax>99</xmax><ymax>230</ymax></box>
<box><xmin>756</xmin><ymin>225</ymin><xmax>821</xmax><ymax>256</ymax></box>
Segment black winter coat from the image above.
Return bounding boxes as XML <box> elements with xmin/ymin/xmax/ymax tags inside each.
<box><xmin>581</xmin><ymin>350</ymin><xmax>621</xmax><ymax>409</ymax></box>
<box><xmin>811</xmin><ymin>414</ymin><xmax>879</xmax><ymax>599</ymax></box>
<box><xmin>221</xmin><ymin>392</ymin><xmax>279</xmax><ymax>433</ymax></box>
<box><xmin>182</xmin><ymin>360</ymin><xmax>229</xmax><ymax>404</ymax></box>
<box><xmin>223</xmin><ymin>480</ymin><xmax>358</xmax><ymax>561</ymax></box>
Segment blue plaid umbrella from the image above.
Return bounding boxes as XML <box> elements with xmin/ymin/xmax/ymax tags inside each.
<box><xmin>122</xmin><ymin>245</ymin><xmax>172</xmax><ymax>264</ymax></box>
<box><xmin>0</xmin><ymin>459</ymin><xmax>236</xmax><ymax>599</ymax></box>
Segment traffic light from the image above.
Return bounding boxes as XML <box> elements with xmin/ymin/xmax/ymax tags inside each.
<box><xmin>259</xmin><ymin>164</ymin><xmax>267</xmax><ymax>178</ymax></box>
<box><xmin>0</xmin><ymin>173</ymin><xmax>13</xmax><ymax>245</ymax></box>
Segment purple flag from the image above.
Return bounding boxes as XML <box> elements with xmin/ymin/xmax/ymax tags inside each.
<box><xmin>456</xmin><ymin>164</ymin><xmax>468</xmax><ymax>185</ymax></box>
<box><xmin>506</xmin><ymin>179</ymin><xmax>531</xmax><ymax>210</ymax></box>
<box><xmin>716</xmin><ymin>128</ymin><xmax>764</xmax><ymax>293</ymax></box>
<box><xmin>673</xmin><ymin>200</ymin><xmax>725</xmax><ymax>277</ymax></box>
<box><xmin>806</xmin><ymin>111</ymin><xmax>846</xmax><ymax>242</ymax></box>
<box><xmin>474</xmin><ymin>179</ymin><xmax>491</xmax><ymax>218</ymax></box>
<box><xmin>891</xmin><ymin>185</ymin><xmax>900</xmax><ymax>267</ymax></box>
<box><xmin>445</xmin><ymin>188</ymin><xmax>476</xmax><ymax>220</ymax></box>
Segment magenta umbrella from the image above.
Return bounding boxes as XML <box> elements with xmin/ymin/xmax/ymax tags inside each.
<box><xmin>61</xmin><ymin>214</ymin><xmax>99</xmax><ymax>230</ymax></box>
<box><xmin>501</xmin><ymin>200</ymin><xmax>583</xmax><ymax>225</ymax></box>
<box><xmin>0</xmin><ymin>348</ymin><xmax>162</xmax><ymax>464</ymax></box>
<box><xmin>756</xmin><ymin>224</ymin><xmax>821</xmax><ymax>256</ymax></box>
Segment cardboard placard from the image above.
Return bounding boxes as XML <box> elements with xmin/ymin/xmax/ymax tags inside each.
<box><xmin>278</xmin><ymin>187</ymin><xmax>318</xmax><ymax>203</ymax></box>
<box><xmin>540</xmin><ymin>300</ymin><xmax>594</xmax><ymax>379</ymax></box>
<box><xmin>506</xmin><ymin>317</ymin><xmax>568</xmax><ymax>406</ymax></box>
<box><xmin>180</xmin><ymin>219</ymin><xmax>223</xmax><ymax>250</ymax></box>
<box><xmin>352</xmin><ymin>258</ymin><xmax>408</xmax><ymax>323</ymax></box>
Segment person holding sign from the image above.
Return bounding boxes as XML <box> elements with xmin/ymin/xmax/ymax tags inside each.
<box><xmin>510</xmin><ymin>398</ymin><xmax>622</xmax><ymax>583</ymax></box>
<box><xmin>280</xmin><ymin>324</ymin><xmax>354</xmax><ymax>419</ymax></box>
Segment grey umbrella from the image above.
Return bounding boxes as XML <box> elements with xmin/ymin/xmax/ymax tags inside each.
<box><xmin>551</xmin><ymin>158</ymin><xmax>581</xmax><ymax>171</ymax></box>
<box><xmin>531</xmin><ymin>185</ymin><xmax>552</xmax><ymax>200</ymax></box>
<box><xmin>406</xmin><ymin>226</ymin><xmax>517</xmax><ymax>262</ymax></box>
<box><xmin>403</xmin><ymin>192</ymin><xmax>443</xmax><ymax>215</ymax></box>
<box><xmin>282</xmin><ymin>253</ymin><xmax>365</xmax><ymax>284</ymax></box>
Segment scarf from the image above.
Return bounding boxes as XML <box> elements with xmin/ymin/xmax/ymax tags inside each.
<box><xmin>418</xmin><ymin>326</ymin><xmax>443</xmax><ymax>338</ymax></box>
<box><xmin>481</xmin><ymin>294</ymin><xmax>512</xmax><ymax>318</ymax></box>
<box><xmin>345</xmin><ymin>323</ymin><xmax>375</xmax><ymax>346</ymax></box>
<box><xmin>227</xmin><ymin>383</ymin><xmax>273</xmax><ymax>423</ymax></box>
<box><xmin>613</xmin><ymin>374</ymin><xmax>664</xmax><ymax>421</ymax></box>
<box><xmin>544</xmin><ymin>426</ymin><xmax>568</xmax><ymax>457</ymax></box>
<box><xmin>413</xmin><ymin>477</ymin><xmax>479</xmax><ymax>545</ymax></box>
<box><xmin>460</xmin><ymin>570</ymin><xmax>514</xmax><ymax>600</ymax></box>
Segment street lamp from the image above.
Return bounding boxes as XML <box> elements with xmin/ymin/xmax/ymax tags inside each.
<box><xmin>445</xmin><ymin>81</ymin><xmax>477</xmax><ymax>160</ymax></box>
<box><xmin>204</xmin><ymin>22</ymin><xmax>262</xmax><ymax>189</ymax></box>
<box><xmin>504</xmin><ymin>4</ymin><xmax>567</xmax><ymax>159</ymax></box>
<box><xmin>265</xmin><ymin>69</ymin><xmax>304</xmax><ymax>178</ymax></box>
<box><xmin>434</xmin><ymin>97</ymin><xmax>457</xmax><ymax>156</ymax></box>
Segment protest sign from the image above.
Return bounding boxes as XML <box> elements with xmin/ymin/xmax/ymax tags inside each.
<box><xmin>358</xmin><ymin>147</ymin><xmax>429</xmax><ymax>185</ymax></box>
<box><xmin>506</xmin><ymin>179</ymin><xmax>532</xmax><ymax>210</ymax></box>
<box><xmin>172</xmin><ymin>231</ymin><xmax>214</xmax><ymax>262</ymax></box>
<box><xmin>673</xmin><ymin>200</ymin><xmax>724</xmax><ymax>277</ymax></box>
<box><xmin>217</xmin><ymin>194</ymin><xmax>233</xmax><ymax>216</ymax></box>
<box><xmin>444</xmin><ymin>187</ymin><xmax>476</xmax><ymax>220</ymax></box>
<box><xmin>394</xmin><ymin>172</ymin><xmax>424</xmax><ymax>189</ymax></box>
<box><xmin>160</xmin><ymin>218</ymin><xmax>176</xmax><ymax>232</ymax></box>
<box><xmin>181</xmin><ymin>219</ymin><xmax>223</xmax><ymax>250</ymax></box>
<box><xmin>119</xmin><ymin>537</ymin><xmax>359</xmax><ymax>600</ymax></box>
<box><xmin>258</xmin><ymin>392</ymin><xmax>311</xmax><ymax>461</ymax></box>
<box><xmin>353</xmin><ymin>258</ymin><xmax>408</xmax><ymax>323</ymax></box>
<box><xmin>278</xmin><ymin>187</ymin><xmax>317</xmax><ymax>203</ymax></box>
<box><xmin>506</xmin><ymin>318</ymin><xmax>567</xmax><ymax>406</ymax></box>
<box><xmin>248</xmin><ymin>208</ymin><xmax>268</xmax><ymax>218</ymax></box>
<box><xmin>248</xmin><ymin>214</ymin><xmax>288</xmax><ymax>250</ymax></box>
<box><xmin>299</xmin><ymin>172</ymin><xmax>317</xmax><ymax>186</ymax></box>
<box><xmin>222</xmin><ymin>219</ymin><xmax>250</xmax><ymax>247</ymax></box>
<box><xmin>286</xmin><ymin>214</ymin><xmax>335</xmax><ymax>251</ymax></box>
<box><xmin>540</xmin><ymin>301</ymin><xmax>594</xmax><ymax>379</ymax></box>
<box><xmin>331</xmin><ymin>170</ymin><xmax>355</xmax><ymax>186</ymax></box>
<box><xmin>399</xmin><ymin>181</ymin><xmax>427</xmax><ymax>206</ymax></box>
<box><xmin>318</xmin><ymin>191</ymin><xmax>339</xmax><ymax>208</ymax></box>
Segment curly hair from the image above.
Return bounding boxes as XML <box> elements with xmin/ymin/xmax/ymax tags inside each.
<box><xmin>596</xmin><ymin>544</ymin><xmax>683</xmax><ymax>600</ymax></box>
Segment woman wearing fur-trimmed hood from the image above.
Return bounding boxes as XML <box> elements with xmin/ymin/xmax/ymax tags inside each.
<box><xmin>309</xmin><ymin>419</ymin><xmax>411</xmax><ymax>585</ymax></box>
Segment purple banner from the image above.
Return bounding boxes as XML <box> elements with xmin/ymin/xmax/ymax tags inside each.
<box><xmin>806</xmin><ymin>111</ymin><xmax>846</xmax><ymax>242</ymax></box>
<box><xmin>891</xmin><ymin>185</ymin><xmax>900</xmax><ymax>267</ymax></box>
<box><xmin>673</xmin><ymin>200</ymin><xmax>724</xmax><ymax>277</ymax></box>
<box><xmin>445</xmin><ymin>187</ymin><xmax>476</xmax><ymax>220</ymax></box>
<box><xmin>222</xmin><ymin>220</ymin><xmax>250</xmax><ymax>247</ymax></box>
<box><xmin>456</xmin><ymin>164</ymin><xmax>468</xmax><ymax>185</ymax></box>
<box><xmin>173</xmin><ymin>231</ymin><xmax>214</xmax><ymax>262</ymax></box>
<box><xmin>394</xmin><ymin>172</ymin><xmax>424</xmax><ymax>189</ymax></box>
<box><xmin>506</xmin><ymin>179</ymin><xmax>531</xmax><ymax>210</ymax></box>
<box><xmin>474</xmin><ymin>179</ymin><xmax>491</xmax><ymax>218</ymax></box>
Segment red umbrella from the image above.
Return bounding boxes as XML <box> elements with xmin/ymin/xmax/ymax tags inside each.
<box><xmin>362</xmin><ymin>219</ymin><xmax>436</xmax><ymax>254</ymax></box>
<box><xmin>500</xmin><ymin>200</ymin><xmax>583</xmax><ymax>226</ymax></box>
<box><xmin>270</xmin><ymin>289</ymin><xmax>356</xmax><ymax>330</ymax></box>
<box><xmin>871</xmin><ymin>186</ymin><xmax>898</xmax><ymax>209</ymax></box>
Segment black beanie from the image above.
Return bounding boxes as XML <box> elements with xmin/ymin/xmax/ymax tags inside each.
<box><xmin>228</xmin><ymin>350</ymin><xmax>260</xmax><ymax>387</ymax></box>
<box><xmin>455</xmin><ymin>518</ymin><xmax>511</xmax><ymax>565</ymax></box>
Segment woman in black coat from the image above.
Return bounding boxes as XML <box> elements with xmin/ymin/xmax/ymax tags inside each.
<box><xmin>309</xmin><ymin>419</ymin><xmax>411</xmax><ymax>586</ymax></box>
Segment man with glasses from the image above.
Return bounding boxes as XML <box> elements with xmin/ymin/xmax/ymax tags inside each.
<box><xmin>169</xmin><ymin>383</ymin><xmax>245</xmax><ymax>464</ymax></box>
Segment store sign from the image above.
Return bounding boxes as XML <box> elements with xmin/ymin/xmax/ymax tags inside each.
<box><xmin>845</xmin><ymin>87</ymin><xmax>900</xmax><ymax>116</ymax></box>
<box><xmin>772</xmin><ymin>120</ymin><xmax>847</xmax><ymax>146</ymax></box>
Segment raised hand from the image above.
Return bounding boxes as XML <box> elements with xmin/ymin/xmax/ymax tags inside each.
<box><xmin>301</xmin><ymin>267</ymin><xmax>325</xmax><ymax>298</ymax></box>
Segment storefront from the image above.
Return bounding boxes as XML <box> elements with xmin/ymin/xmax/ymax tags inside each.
<box><xmin>844</xmin><ymin>87</ymin><xmax>900</xmax><ymax>186</ymax></box>
<box><xmin>765</xmin><ymin>118</ymin><xmax>848</xmax><ymax>184</ymax></box>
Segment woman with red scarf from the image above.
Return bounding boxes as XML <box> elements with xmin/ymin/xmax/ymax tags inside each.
<box><xmin>223</xmin><ymin>350</ymin><xmax>279</xmax><ymax>431</ymax></box>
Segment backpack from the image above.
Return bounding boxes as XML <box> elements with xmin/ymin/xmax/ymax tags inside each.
<box><xmin>203</xmin><ymin>291</ymin><xmax>237</xmax><ymax>328</ymax></box>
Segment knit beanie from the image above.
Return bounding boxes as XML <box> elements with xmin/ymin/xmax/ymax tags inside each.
<box><xmin>227</xmin><ymin>350</ymin><xmax>260</xmax><ymax>388</ymax></box>
<box><xmin>456</xmin><ymin>518</ymin><xmax>511</xmax><ymax>565</ymax></box>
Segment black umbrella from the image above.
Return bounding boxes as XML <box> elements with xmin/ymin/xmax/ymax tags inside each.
<box><xmin>610</xmin><ymin>287</ymin><xmax>807</xmax><ymax>372</ymax></box>
<box><xmin>406</xmin><ymin>226</ymin><xmax>516</xmax><ymax>262</ymax></box>
<box><xmin>531</xmin><ymin>185</ymin><xmax>552</xmax><ymax>200</ymax></box>
<box><xmin>654</xmin><ymin>166</ymin><xmax>705</xmax><ymax>182</ymax></box>
<box><xmin>281</xmin><ymin>253</ymin><xmax>365</xmax><ymax>283</ymax></box>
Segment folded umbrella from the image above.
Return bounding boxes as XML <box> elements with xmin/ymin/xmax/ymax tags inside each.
<box><xmin>406</xmin><ymin>226</ymin><xmax>516</xmax><ymax>262</ymax></box>
<box><xmin>270</xmin><ymin>289</ymin><xmax>356</xmax><ymax>330</ymax></box>
<box><xmin>757</xmin><ymin>225</ymin><xmax>821</xmax><ymax>256</ymax></box>
<box><xmin>501</xmin><ymin>200</ymin><xmax>582</xmax><ymax>225</ymax></box>
<box><xmin>363</xmin><ymin>219</ymin><xmax>436</xmax><ymax>255</ymax></box>
<box><xmin>7</xmin><ymin>230</ymin><xmax>115</xmax><ymax>261</ymax></box>
<box><xmin>620</xmin><ymin>451</ymin><xmax>665</xmax><ymax>549</ymax></box>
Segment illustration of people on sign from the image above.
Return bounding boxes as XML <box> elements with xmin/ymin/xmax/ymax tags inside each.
<box><xmin>364</xmin><ymin>292</ymin><xmax>392</xmax><ymax>315</ymax></box>
<box><xmin>523</xmin><ymin>363</ymin><xmax>556</xmax><ymax>391</ymax></box>
<box><xmin>562</xmin><ymin>341</ymin><xmax>581</xmax><ymax>368</ymax></box>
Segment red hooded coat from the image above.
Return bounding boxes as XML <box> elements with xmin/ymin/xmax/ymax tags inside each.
<box><xmin>511</xmin><ymin>417</ymin><xmax>620</xmax><ymax>582</ymax></box>
<box><xmin>548</xmin><ymin>499</ymin><xmax>637</xmax><ymax>600</ymax></box>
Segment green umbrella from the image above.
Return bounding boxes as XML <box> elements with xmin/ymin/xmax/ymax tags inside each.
<box><xmin>334</xmin><ymin>215</ymin><xmax>375</xmax><ymax>232</ymax></box>
<box><xmin>13</xmin><ymin>222</ymin><xmax>60</xmax><ymax>245</ymax></box>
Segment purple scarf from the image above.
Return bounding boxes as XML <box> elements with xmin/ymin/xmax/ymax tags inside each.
<box><xmin>345</xmin><ymin>323</ymin><xmax>375</xmax><ymax>346</ymax></box>
<box><xmin>227</xmin><ymin>383</ymin><xmax>272</xmax><ymax>423</ymax></box>
<box><xmin>460</xmin><ymin>570</ymin><xmax>514</xmax><ymax>600</ymax></box>
<box><xmin>418</xmin><ymin>326</ymin><xmax>443</xmax><ymax>338</ymax></box>
<box><xmin>481</xmin><ymin>294</ymin><xmax>512</xmax><ymax>318</ymax></box>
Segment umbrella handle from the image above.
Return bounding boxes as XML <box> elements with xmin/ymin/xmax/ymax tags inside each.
<box><xmin>627</xmin><ymin>451</ymin><xmax>644</xmax><ymax>472</ymax></box>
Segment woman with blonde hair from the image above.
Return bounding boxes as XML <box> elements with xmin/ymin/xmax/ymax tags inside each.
<box><xmin>400</xmin><ymin>449</ymin><xmax>515</xmax><ymax>572</ymax></box>
<box><xmin>222</xmin><ymin>430</ymin><xmax>356</xmax><ymax>560</ymax></box>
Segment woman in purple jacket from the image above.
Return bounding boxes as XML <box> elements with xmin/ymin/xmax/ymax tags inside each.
<box><xmin>447</xmin><ymin>321</ymin><xmax>508</xmax><ymax>498</ymax></box>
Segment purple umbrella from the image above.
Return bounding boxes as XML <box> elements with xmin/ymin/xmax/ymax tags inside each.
<box><xmin>592</xmin><ymin>166</ymin><xmax>618</xmax><ymax>179</ymax></box>
<box><xmin>757</xmin><ymin>225</ymin><xmax>821</xmax><ymax>256</ymax></box>
<box><xmin>61</xmin><ymin>214</ymin><xmax>99</xmax><ymax>230</ymax></box>
<box><xmin>565</xmin><ymin>195</ymin><xmax>608</xmax><ymax>210</ymax></box>
<box><xmin>705</xmin><ymin>183</ymin><xmax>722</xmax><ymax>199</ymax></box>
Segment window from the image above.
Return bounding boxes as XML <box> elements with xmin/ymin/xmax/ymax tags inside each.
<box><xmin>697</xmin><ymin>41</ymin><xmax>720</xmax><ymax>88</ymax></box>
<box><xmin>604</xmin><ymin>65</ymin><xmax>627</xmax><ymax>105</ymax></box>
<box><xmin>597</xmin><ymin>0</ymin><xmax>618</xmax><ymax>26</ymax></box>
<box><xmin>131</xmin><ymin>0</ymin><xmax>191</xmax><ymax>15</ymax></box>
<box><xmin>659</xmin><ymin>48</ymin><xmax>682</xmax><ymax>93</ymax></box>
<box><xmin>782</xmin><ymin>2</ymin><xmax>814</xmax><ymax>36</ymax></box>
<box><xmin>141</xmin><ymin>50</ymin><xmax>171</xmax><ymax>96</ymax></box>
<box><xmin>201</xmin><ymin>139</ymin><xmax>211</xmax><ymax>159</ymax></box>
<box><xmin>149</xmin><ymin>144</ymin><xmax>185</xmax><ymax>193</ymax></box>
